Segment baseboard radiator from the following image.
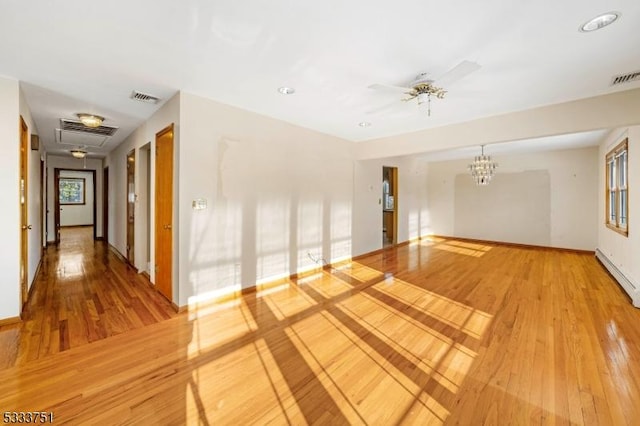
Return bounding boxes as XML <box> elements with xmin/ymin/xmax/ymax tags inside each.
<box><xmin>595</xmin><ymin>249</ymin><xmax>640</xmax><ymax>308</ymax></box>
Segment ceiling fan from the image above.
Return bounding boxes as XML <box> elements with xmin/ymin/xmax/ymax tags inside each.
<box><xmin>368</xmin><ymin>60</ymin><xmax>481</xmax><ymax>116</ymax></box>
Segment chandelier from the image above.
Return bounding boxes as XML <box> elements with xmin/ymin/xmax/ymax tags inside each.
<box><xmin>468</xmin><ymin>145</ymin><xmax>498</xmax><ymax>185</ymax></box>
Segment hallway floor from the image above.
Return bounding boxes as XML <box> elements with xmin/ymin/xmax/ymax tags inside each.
<box><xmin>0</xmin><ymin>227</ymin><xmax>177</xmax><ymax>369</ymax></box>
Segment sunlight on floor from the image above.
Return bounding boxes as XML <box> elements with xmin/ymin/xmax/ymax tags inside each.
<box><xmin>420</xmin><ymin>237</ymin><xmax>493</xmax><ymax>258</ymax></box>
<box><xmin>185</xmin><ymin>257</ymin><xmax>493</xmax><ymax>424</ymax></box>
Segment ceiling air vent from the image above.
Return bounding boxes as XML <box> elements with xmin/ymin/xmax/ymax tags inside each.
<box><xmin>130</xmin><ymin>90</ymin><xmax>160</xmax><ymax>104</ymax></box>
<box><xmin>610</xmin><ymin>70</ymin><xmax>640</xmax><ymax>86</ymax></box>
<box><xmin>60</xmin><ymin>119</ymin><xmax>118</xmax><ymax>136</ymax></box>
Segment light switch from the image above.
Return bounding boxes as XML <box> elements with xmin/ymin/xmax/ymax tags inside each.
<box><xmin>192</xmin><ymin>198</ymin><xmax>207</xmax><ymax>210</ymax></box>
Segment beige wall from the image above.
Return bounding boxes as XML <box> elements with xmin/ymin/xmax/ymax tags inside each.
<box><xmin>352</xmin><ymin>156</ymin><xmax>429</xmax><ymax>255</ymax></box>
<box><xmin>0</xmin><ymin>77</ymin><xmax>20</xmax><ymax>319</ymax></box>
<box><xmin>598</xmin><ymin>126</ymin><xmax>640</xmax><ymax>305</ymax></box>
<box><xmin>425</xmin><ymin>146</ymin><xmax>598</xmax><ymax>250</ymax></box>
<box><xmin>178</xmin><ymin>92</ymin><xmax>353</xmax><ymax>307</ymax></box>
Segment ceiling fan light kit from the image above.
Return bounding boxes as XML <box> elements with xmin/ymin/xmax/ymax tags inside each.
<box><xmin>76</xmin><ymin>113</ymin><xmax>104</xmax><ymax>128</ymax></box>
<box><xmin>402</xmin><ymin>81</ymin><xmax>447</xmax><ymax>116</ymax></box>
<box><xmin>369</xmin><ymin>60</ymin><xmax>480</xmax><ymax>117</ymax></box>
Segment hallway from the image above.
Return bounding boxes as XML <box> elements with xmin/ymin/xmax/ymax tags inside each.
<box><xmin>0</xmin><ymin>227</ymin><xmax>177</xmax><ymax>369</ymax></box>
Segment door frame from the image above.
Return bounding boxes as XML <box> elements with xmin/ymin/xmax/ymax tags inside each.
<box><xmin>54</xmin><ymin>168</ymin><xmax>97</xmax><ymax>243</ymax></box>
<box><xmin>382</xmin><ymin>166</ymin><xmax>398</xmax><ymax>246</ymax></box>
<box><xmin>40</xmin><ymin>159</ymin><xmax>45</xmax><ymax>256</ymax></box>
<box><xmin>103</xmin><ymin>167</ymin><xmax>109</xmax><ymax>244</ymax></box>
<box><xmin>19</xmin><ymin>116</ymin><xmax>29</xmax><ymax>311</ymax></box>
<box><xmin>126</xmin><ymin>149</ymin><xmax>136</xmax><ymax>266</ymax></box>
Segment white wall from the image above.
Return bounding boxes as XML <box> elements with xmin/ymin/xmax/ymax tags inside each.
<box><xmin>178</xmin><ymin>92</ymin><xmax>353</xmax><ymax>307</ymax></box>
<box><xmin>352</xmin><ymin>156</ymin><xmax>429</xmax><ymax>255</ymax></box>
<box><xmin>425</xmin><ymin>146</ymin><xmax>598</xmax><ymax>250</ymax></box>
<box><xmin>46</xmin><ymin>155</ymin><xmax>103</xmax><ymax>242</ymax></box>
<box><xmin>598</xmin><ymin>126</ymin><xmax>640</xmax><ymax>305</ymax></box>
<box><xmin>0</xmin><ymin>77</ymin><xmax>20</xmax><ymax>320</ymax></box>
<box><xmin>59</xmin><ymin>170</ymin><xmax>94</xmax><ymax>226</ymax></box>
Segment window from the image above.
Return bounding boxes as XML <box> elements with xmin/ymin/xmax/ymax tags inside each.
<box><xmin>59</xmin><ymin>177</ymin><xmax>86</xmax><ymax>205</ymax></box>
<box><xmin>605</xmin><ymin>138</ymin><xmax>628</xmax><ymax>236</ymax></box>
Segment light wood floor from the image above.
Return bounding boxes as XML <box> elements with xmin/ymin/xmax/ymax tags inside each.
<box><xmin>0</xmin><ymin>227</ymin><xmax>176</xmax><ymax>369</ymax></box>
<box><xmin>1</xmin><ymin>236</ymin><xmax>639</xmax><ymax>424</ymax></box>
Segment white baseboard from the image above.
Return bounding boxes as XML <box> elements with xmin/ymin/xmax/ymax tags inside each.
<box><xmin>595</xmin><ymin>249</ymin><xmax>640</xmax><ymax>308</ymax></box>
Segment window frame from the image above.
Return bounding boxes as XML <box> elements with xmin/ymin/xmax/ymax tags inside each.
<box><xmin>605</xmin><ymin>138</ymin><xmax>628</xmax><ymax>236</ymax></box>
<box><xmin>59</xmin><ymin>177</ymin><xmax>86</xmax><ymax>205</ymax></box>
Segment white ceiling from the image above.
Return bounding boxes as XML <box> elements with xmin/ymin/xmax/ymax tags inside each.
<box><xmin>1</xmin><ymin>0</ymin><xmax>639</xmax><ymax>158</ymax></box>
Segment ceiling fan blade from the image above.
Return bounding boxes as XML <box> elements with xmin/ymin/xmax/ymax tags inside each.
<box><xmin>368</xmin><ymin>83</ymin><xmax>413</xmax><ymax>93</ymax></box>
<box><xmin>434</xmin><ymin>60</ymin><xmax>481</xmax><ymax>87</ymax></box>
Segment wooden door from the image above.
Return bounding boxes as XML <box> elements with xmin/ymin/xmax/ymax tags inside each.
<box><xmin>155</xmin><ymin>124</ymin><xmax>174</xmax><ymax>301</ymax></box>
<box><xmin>19</xmin><ymin>117</ymin><xmax>29</xmax><ymax>310</ymax></box>
<box><xmin>126</xmin><ymin>150</ymin><xmax>135</xmax><ymax>265</ymax></box>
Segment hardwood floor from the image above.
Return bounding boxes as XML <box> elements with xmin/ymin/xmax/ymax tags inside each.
<box><xmin>0</xmin><ymin>227</ymin><xmax>176</xmax><ymax>369</ymax></box>
<box><xmin>1</xmin><ymin>236</ymin><xmax>639</xmax><ymax>424</ymax></box>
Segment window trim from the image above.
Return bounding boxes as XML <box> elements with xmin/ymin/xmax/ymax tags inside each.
<box><xmin>605</xmin><ymin>138</ymin><xmax>628</xmax><ymax>236</ymax></box>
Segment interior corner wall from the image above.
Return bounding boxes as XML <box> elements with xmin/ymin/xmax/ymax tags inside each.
<box><xmin>178</xmin><ymin>92</ymin><xmax>354</xmax><ymax>307</ymax></box>
<box><xmin>426</xmin><ymin>146</ymin><xmax>598</xmax><ymax>250</ymax></box>
<box><xmin>104</xmin><ymin>92</ymin><xmax>180</xmax><ymax>278</ymax></box>
<box><xmin>0</xmin><ymin>77</ymin><xmax>20</xmax><ymax>320</ymax></box>
<box><xmin>598</xmin><ymin>126</ymin><xmax>640</xmax><ymax>306</ymax></box>
<box><xmin>46</xmin><ymin>155</ymin><xmax>103</xmax><ymax>243</ymax></box>
<box><xmin>352</xmin><ymin>156</ymin><xmax>429</xmax><ymax>256</ymax></box>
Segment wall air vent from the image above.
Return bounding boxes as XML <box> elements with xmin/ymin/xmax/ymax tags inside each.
<box><xmin>130</xmin><ymin>90</ymin><xmax>160</xmax><ymax>104</ymax></box>
<box><xmin>610</xmin><ymin>70</ymin><xmax>640</xmax><ymax>86</ymax></box>
<box><xmin>60</xmin><ymin>119</ymin><xmax>118</xmax><ymax>137</ymax></box>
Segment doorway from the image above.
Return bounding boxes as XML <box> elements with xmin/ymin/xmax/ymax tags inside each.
<box><xmin>40</xmin><ymin>159</ymin><xmax>45</xmax><ymax>256</ymax></box>
<box><xmin>54</xmin><ymin>168</ymin><xmax>97</xmax><ymax>244</ymax></box>
<box><xmin>382</xmin><ymin>166</ymin><xmax>398</xmax><ymax>247</ymax></box>
<box><xmin>155</xmin><ymin>124</ymin><xmax>174</xmax><ymax>301</ymax></box>
<box><xmin>126</xmin><ymin>150</ymin><xmax>135</xmax><ymax>266</ymax></box>
<box><xmin>103</xmin><ymin>167</ymin><xmax>109</xmax><ymax>245</ymax></box>
<box><xmin>138</xmin><ymin>143</ymin><xmax>152</xmax><ymax>276</ymax></box>
<box><xmin>19</xmin><ymin>117</ymin><xmax>29</xmax><ymax>311</ymax></box>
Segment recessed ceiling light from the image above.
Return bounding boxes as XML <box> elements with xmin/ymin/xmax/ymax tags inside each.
<box><xmin>358</xmin><ymin>122</ymin><xmax>371</xmax><ymax>127</ymax></box>
<box><xmin>580</xmin><ymin>12</ymin><xmax>620</xmax><ymax>32</ymax></box>
<box><xmin>278</xmin><ymin>86</ymin><xmax>295</xmax><ymax>95</ymax></box>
